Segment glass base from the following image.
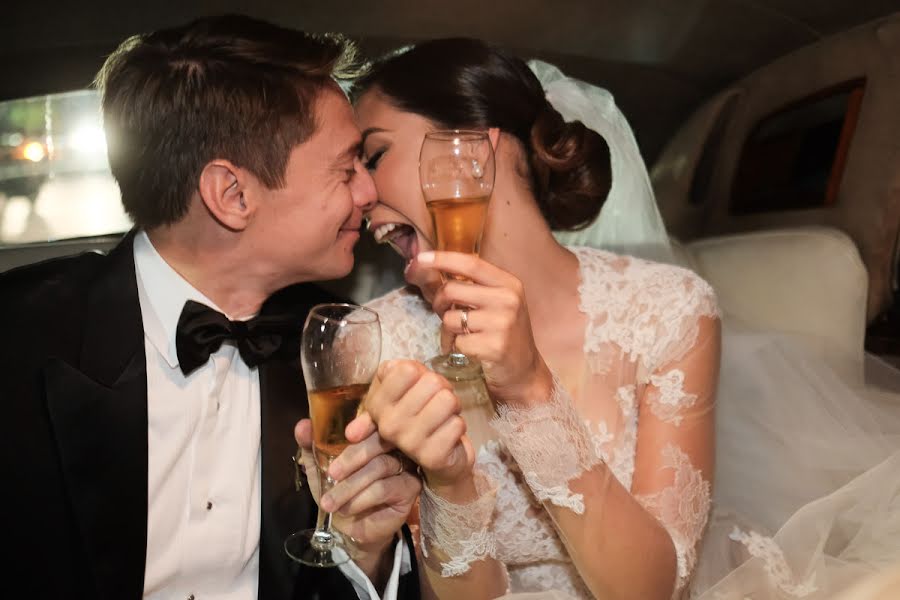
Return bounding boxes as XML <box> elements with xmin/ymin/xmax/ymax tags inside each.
<box><xmin>284</xmin><ymin>529</ymin><xmax>351</xmax><ymax>567</ymax></box>
<box><xmin>428</xmin><ymin>353</ymin><xmax>484</xmax><ymax>383</ymax></box>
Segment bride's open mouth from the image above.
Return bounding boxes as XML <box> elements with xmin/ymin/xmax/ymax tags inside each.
<box><xmin>369</xmin><ymin>221</ymin><xmax>421</xmax><ymax>262</ymax></box>
<box><xmin>368</xmin><ymin>219</ymin><xmax>441</xmax><ymax>292</ymax></box>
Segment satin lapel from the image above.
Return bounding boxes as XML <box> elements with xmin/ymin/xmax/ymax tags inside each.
<box><xmin>258</xmin><ymin>356</ymin><xmax>313</xmax><ymax>598</ymax></box>
<box><xmin>44</xmin><ymin>231</ymin><xmax>149</xmax><ymax>600</ymax></box>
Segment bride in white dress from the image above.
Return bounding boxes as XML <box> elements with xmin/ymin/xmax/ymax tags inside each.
<box><xmin>350</xmin><ymin>38</ymin><xmax>900</xmax><ymax>599</ymax></box>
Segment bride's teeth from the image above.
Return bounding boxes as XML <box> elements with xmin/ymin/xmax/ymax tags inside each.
<box><xmin>374</xmin><ymin>223</ymin><xmax>398</xmax><ymax>243</ymax></box>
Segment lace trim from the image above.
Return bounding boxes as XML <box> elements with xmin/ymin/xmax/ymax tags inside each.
<box><xmin>572</xmin><ymin>247</ymin><xmax>719</xmax><ymax>378</ymax></box>
<box><xmin>587</xmin><ymin>418</ymin><xmax>614</xmax><ymax>449</ymax></box>
<box><xmin>729</xmin><ymin>527</ymin><xmax>818</xmax><ymax>598</ymax></box>
<box><xmin>508</xmin><ymin>562</ymin><xmax>593</xmax><ymax>599</ymax></box>
<box><xmin>647</xmin><ymin>369</ymin><xmax>698</xmax><ymax>426</ymax></box>
<box><xmin>634</xmin><ymin>445</ymin><xmax>711</xmax><ymax>593</ymax></box>
<box><xmin>610</xmin><ymin>385</ymin><xmax>638</xmax><ymax>490</ymax></box>
<box><xmin>419</xmin><ymin>469</ymin><xmax>498</xmax><ymax>577</ymax></box>
<box><xmin>366</xmin><ymin>288</ymin><xmax>441</xmax><ymax>363</ymax></box>
<box><xmin>586</xmin><ymin>385</ymin><xmax>639</xmax><ymax>491</ymax></box>
<box><xmin>491</xmin><ymin>374</ymin><xmax>601</xmax><ymax>513</ymax></box>
<box><xmin>478</xmin><ymin>441</ymin><xmax>569</xmax><ymax>564</ymax></box>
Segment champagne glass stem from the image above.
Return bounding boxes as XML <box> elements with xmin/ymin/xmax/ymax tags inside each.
<box><xmin>311</xmin><ymin>467</ymin><xmax>337</xmax><ymax>551</ymax></box>
<box><xmin>449</xmin><ymin>351</ymin><xmax>469</xmax><ymax>366</ymax></box>
<box><xmin>288</xmin><ymin>302</ymin><xmax>380</xmax><ymax>568</ymax></box>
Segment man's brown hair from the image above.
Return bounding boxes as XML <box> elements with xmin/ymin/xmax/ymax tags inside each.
<box><xmin>95</xmin><ymin>14</ymin><xmax>360</xmax><ymax>229</ymax></box>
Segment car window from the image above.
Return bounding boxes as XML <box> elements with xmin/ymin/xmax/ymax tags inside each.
<box><xmin>730</xmin><ymin>79</ymin><xmax>866</xmax><ymax>215</ymax></box>
<box><xmin>0</xmin><ymin>90</ymin><xmax>130</xmax><ymax>246</ymax></box>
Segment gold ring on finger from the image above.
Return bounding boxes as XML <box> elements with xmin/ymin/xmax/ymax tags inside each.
<box><xmin>390</xmin><ymin>450</ymin><xmax>407</xmax><ymax>476</ymax></box>
<box><xmin>460</xmin><ymin>308</ymin><xmax>471</xmax><ymax>335</ymax></box>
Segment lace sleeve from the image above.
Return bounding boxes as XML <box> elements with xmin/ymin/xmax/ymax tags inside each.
<box><xmin>573</xmin><ymin>247</ymin><xmax>720</xmax><ymax>377</ymax></box>
<box><xmin>418</xmin><ymin>468</ymin><xmax>499</xmax><ymax>577</ymax></box>
<box><xmin>365</xmin><ymin>288</ymin><xmax>441</xmax><ymax>362</ymax></box>
<box><xmin>633</xmin><ymin>314</ymin><xmax>720</xmax><ymax>596</ymax></box>
<box><xmin>490</xmin><ymin>374</ymin><xmax>601</xmax><ymax>513</ymax></box>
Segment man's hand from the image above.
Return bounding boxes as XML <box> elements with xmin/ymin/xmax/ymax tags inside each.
<box><xmin>294</xmin><ymin>419</ymin><xmax>420</xmax><ymax>588</ymax></box>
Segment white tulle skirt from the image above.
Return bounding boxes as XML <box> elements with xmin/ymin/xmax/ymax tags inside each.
<box><xmin>496</xmin><ymin>320</ymin><xmax>900</xmax><ymax>600</ymax></box>
<box><xmin>690</xmin><ymin>320</ymin><xmax>900</xmax><ymax>599</ymax></box>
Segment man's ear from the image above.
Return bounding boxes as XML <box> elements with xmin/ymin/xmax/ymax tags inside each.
<box><xmin>488</xmin><ymin>127</ymin><xmax>501</xmax><ymax>152</ymax></box>
<box><xmin>198</xmin><ymin>160</ymin><xmax>253</xmax><ymax>231</ymax></box>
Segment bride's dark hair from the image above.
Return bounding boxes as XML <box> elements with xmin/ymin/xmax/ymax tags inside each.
<box><xmin>353</xmin><ymin>38</ymin><xmax>611</xmax><ymax>231</ymax></box>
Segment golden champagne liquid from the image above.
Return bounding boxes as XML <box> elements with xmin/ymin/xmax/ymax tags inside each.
<box><xmin>309</xmin><ymin>383</ymin><xmax>369</xmax><ymax>463</ymax></box>
<box><xmin>427</xmin><ymin>195</ymin><xmax>490</xmax><ymax>255</ymax></box>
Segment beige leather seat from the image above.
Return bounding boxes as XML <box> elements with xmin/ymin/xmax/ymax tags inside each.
<box><xmin>678</xmin><ymin>227</ymin><xmax>869</xmax><ymax>364</ymax></box>
<box><xmin>2</xmin><ymin>227</ymin><xmax>871</xmax><ymax>373</ymax></box>
<box><xmin>833</xmin><ymin>562</ymin><xmax>900</xmax><ymax>600</ymax></box>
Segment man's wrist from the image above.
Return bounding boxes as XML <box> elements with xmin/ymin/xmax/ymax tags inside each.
<box><xmin>352</xmin><ymin>534</ymin><xmax>399</xmax><ymax>594</ymax></box>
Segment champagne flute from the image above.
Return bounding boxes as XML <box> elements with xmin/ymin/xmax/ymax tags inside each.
<box><xmin>284</xmin><ymin>303</ymin><xmax>381</xmax><ymax>567</ymax></box>
<box><xmin>419</xmin><ymin>130</ymin><xmax>495</xmax><ymax>381</ymax></box>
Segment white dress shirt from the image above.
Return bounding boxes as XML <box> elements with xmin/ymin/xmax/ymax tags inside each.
<box><xmin>133</xmin><ymin>231</ymin><xmax>408</xmax><ymax>600</ymax></box>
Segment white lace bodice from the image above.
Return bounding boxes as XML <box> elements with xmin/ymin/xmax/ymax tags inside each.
<box><xmin>367</xmin><ymin>247</ymin><xmax>720</xmax><ymax>598</ymax></box>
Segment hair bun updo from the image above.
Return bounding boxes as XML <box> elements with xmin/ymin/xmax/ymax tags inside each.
<box><xmin>352</xmin><ymin>37</ymin><xmax>612</xmax><ymax>232</ymax></box>
<box><xmin>529</xmin><ymin>103</ymin><xmax>612</xmax><ymax>231</ymax></box>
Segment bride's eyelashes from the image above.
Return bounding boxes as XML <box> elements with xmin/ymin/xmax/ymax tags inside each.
<box><xmin>364</xmin><ymin>148</ymin><xmax>386</xmax><ymax>172</ymax></box>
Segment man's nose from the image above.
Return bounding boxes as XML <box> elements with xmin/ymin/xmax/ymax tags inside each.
<box><xmin>352</xmin><ymin>158</ymin><xmax>377</xmax><ymax>212</ymax></box>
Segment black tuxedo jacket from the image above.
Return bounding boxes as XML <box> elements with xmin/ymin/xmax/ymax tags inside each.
<box><xmin>0</xmin><ymin>231</ymin><xmax>419</xmax><ymax>600</ymax></box>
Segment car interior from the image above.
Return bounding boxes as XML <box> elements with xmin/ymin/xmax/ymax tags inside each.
<box><xmin>2</xmin><ymin>1</ymin><xmax>899</xmax><ymax>378</ymax></box>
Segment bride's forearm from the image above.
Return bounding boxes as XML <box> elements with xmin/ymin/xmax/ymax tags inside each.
<box><xmin>417</xmin><ymin>471</ymin><xmax>509</xmax><ymax>599</ymax></box>
<box><xmin>487</xmin><ymin>357</ymin><xmax>554</xmax><ymax>408</ymax></box>
<box><xmin>490</xmin><ymin>373</ymin><xmax>679</xmax><ymax>600</ymax></box>
<box><xmin>419</xmin><ymin>545</ymin><xmax>508</xmax><ymax>600</ymax></box>
<box><xmin>424</xmin><ymin>472</ymin><xmax>479</xmax><ymax>504</ymax></box>
<box><xmin>545</xmin><ymin>464</ymin><xmax>677</xmax><ymax>600</ymax></box>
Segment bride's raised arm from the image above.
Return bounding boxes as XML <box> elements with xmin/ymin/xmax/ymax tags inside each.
<box><xmin>421</xmin><ymin>250</ymin><xmax>720</xmax><ymax>599</ymax></box>
<box><xmin>631</xmin><ymin>315</ymin><xmax>719</xmax><ymax>594</ymax></box>
<box><xmin>489</xmin><ymin>319</ymin><xmax>718</xmax><ymax>599</ymax></box>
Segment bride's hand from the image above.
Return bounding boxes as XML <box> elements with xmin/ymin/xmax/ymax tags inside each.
<box><xmin>418</xmin><ymin>250</ymin><xmax>553</xmax><ymax>407</ymax></box>
<box><xmin>344</xmin><ymin>359</ymin><xmax>476</xmax><ymax>489</ymax></box>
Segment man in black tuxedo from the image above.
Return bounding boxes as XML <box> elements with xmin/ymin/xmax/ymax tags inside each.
<box><xmin>0</xmin><ymin>15</ymin><xmax>440</xmax><ymax>600</ymax></box>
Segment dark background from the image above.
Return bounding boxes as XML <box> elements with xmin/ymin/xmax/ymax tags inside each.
<box><xmin>3</xmin><ymin>0</ymin><xmax>897</xmax><ymax>163</ymax></box>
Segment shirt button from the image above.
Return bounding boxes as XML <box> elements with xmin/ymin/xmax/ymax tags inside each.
<box><xmin>206</xmin><ymin>501</ymin><xmax>213</xmax><ymax>511</ymax></box>
<box><xmin>188</xmin><ymin>595</ymin><xmax>195</xmax><ymax>600</ymax></box>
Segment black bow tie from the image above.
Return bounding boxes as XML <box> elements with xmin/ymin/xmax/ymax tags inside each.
<box><xmin>175</xmin><ymin>299</ymin><xmax>303</xmax><ymax>375</ymax></box>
